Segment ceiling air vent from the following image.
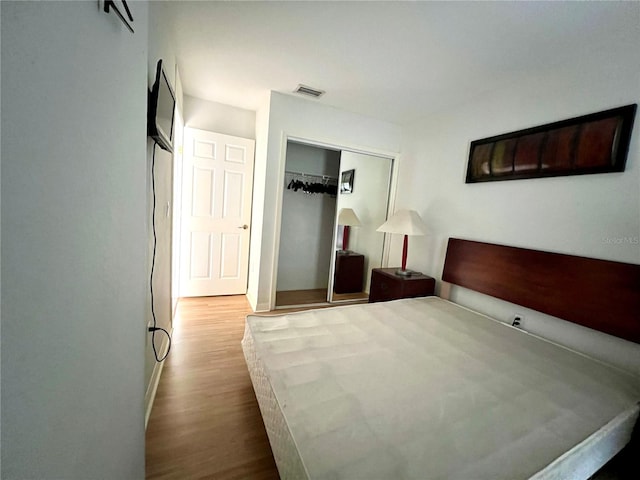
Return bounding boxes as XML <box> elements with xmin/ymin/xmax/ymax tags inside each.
<box><xmin>294</xmin><ymin>84</ymin><xmax>325</xmax><ymax>98</ymax></box>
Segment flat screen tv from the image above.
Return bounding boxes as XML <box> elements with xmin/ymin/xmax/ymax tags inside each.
<box><xmin>148</xmin><ymin>59</ymin><xmax>176</xmax><ymax>152</ymax></box>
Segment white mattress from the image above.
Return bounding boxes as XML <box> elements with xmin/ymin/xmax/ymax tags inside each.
<box><xmin>242</xmin><ymin>297</ymin><xmax>640</xmax><ymax>480</ymax></box>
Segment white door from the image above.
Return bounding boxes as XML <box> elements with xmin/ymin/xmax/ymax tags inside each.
<box><xmin>179</xmin><ymin>128</ymin><xmax>255</xmax><ymax>297</ymax></box>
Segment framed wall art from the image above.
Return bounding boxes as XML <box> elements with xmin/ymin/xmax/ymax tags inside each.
<box><xmin>466</xmin><ymin>104</ymin><xmax>636</xmax><ymax>183</ymax></box>
<box><xmin>340</xmin><ymin>169</ymin><xmax>355</xmax><ymax>194</ymax></box>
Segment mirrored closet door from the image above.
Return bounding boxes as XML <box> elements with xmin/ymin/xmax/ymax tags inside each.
<box><xmin>329</xmin><ymin>152</ymin><xmax>393</xmax><ymax>303</ymax></box>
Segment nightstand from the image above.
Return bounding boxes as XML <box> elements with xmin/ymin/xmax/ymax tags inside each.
<box><xmin>369</xmin><ymin>268</ymin><xmax>435</xmax><ymax>303</ymax></box>
<box><xmin>334</xmin><ymin>251</ymin><xmax>365</xmax><ymax>294</ymax></box>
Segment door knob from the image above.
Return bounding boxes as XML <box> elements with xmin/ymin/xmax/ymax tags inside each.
<box><xmin>238</xmin><ymin>224</ymin><xmax>249</xmax><ymax>230</ymax></box>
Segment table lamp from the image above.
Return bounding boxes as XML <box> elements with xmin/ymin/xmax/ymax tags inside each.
<box><xmin>337</xmin><ymin>208</ymin><xmax>361</xmax><ymax>253</ymax></box>
<box><xmin>376</xmin><ymin>209</ymin><xmax>427</xmax><ymax>276</ymax></box>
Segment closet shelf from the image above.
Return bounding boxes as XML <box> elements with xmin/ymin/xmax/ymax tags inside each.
<box><xmin>285</xmin><ymin>170</ymin><xmax>338</xmax><ymax>184</ymax></box>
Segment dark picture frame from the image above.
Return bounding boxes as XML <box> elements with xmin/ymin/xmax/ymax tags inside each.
<box><xmin>466</xmin><ymin>104</ymin><xmax>636</xmax><ymax>183</ymax></box>
<box><xmin>340</xmin><ymin>169</ymin><xmax>355</xmax><ymax>194</ymax></box>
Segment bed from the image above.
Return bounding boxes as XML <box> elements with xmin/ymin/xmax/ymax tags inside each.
<box><xmin>242</xmin><ymin>238</ymin><xmax>640</xmax><ymax>479</ymax></box>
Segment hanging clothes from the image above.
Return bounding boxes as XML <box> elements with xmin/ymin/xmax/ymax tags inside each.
<box><xmin>285</xmin><ymin>171</ymin><xmax>338</xmax><ymax>196</ymax></box>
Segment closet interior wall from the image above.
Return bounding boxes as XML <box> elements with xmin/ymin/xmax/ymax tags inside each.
<box><xmin>276</xmin><ymin>142</ymin><xmax>340</xmax><ymax>297</ymax></box>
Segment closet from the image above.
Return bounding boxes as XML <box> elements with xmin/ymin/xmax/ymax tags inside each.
<box><xmin>276</xmin><ymin>141</ymin><xmax>393</xmax><ymax>308</ymax></box>
<box><xmin>276</xmin><ymin>142</ymin><xmax>340</xmax><ymax>306</ymax></box>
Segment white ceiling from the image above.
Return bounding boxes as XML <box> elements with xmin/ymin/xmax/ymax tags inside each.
<box><xmin>163</xmin><ymin>1</ymin><xmax>639</xmax><ymax>126</ymax></box>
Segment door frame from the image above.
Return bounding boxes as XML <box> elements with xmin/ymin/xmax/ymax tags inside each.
<box><xmin>270</xmin><ymin>132</ymin><xmax>400</xmax><ymax>310</ymax></box>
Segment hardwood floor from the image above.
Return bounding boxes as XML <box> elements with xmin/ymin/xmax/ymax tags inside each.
<box><xmin>145</xmin><ymin>296</ymin><xmax>279</xmax><ymax>479</ymax></box>
<box><xmin>275</xmin><ymin>288</ymin><xmax>327</xmax><ymax>306</ymax></box>
<box><xmin>276</xmin><ymin>288</ymin><xmax>369</xmax><ymax>307</ymax></box>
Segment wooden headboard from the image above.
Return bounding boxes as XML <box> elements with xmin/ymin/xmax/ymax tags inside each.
<box><xmin>442</xmin><ymin>238</ymin><xmax>640</xmax><ymax>343</ymax></box>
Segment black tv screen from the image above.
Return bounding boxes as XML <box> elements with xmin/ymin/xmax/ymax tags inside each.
<box><xmin>148</xmin><ymin>59</ymin><xmax>176</xmax><ymax>152</ymax></box>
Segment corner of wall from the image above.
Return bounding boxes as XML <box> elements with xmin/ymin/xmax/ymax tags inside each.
<box><xmin>246</xmin><ymin>94</ymin><xmax>272</xmax><ymax>307</ymax></box>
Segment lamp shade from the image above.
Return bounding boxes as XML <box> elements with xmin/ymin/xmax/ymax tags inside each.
<box><xmin>376</xmin><ymin>210</ymin><xmax>427</xmax><ymax>275</ymax></box>
<box><xmin>376</xmin><ymin>209</ymin><xmax>427</xmax><ymax>236</ymax></box>
<box><xmin>338</xmin><ymin>208</ymin><xmax>361</xmax><ymax>226</ymax></box>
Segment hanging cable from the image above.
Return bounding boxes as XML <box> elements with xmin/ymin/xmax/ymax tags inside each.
<box><xmin>149</xmin><ymin>142</ymin><xmax>171</xmax><ymax>362</ymax></box>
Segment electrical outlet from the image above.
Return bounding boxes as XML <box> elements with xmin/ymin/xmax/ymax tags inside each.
<box><xmin>512</xmin><ymin>314</ymin><xmax>524</xmax><ymax>327</ymax></box>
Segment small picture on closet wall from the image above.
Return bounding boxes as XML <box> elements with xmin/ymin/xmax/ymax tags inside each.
<box><xmin>340</xmin><ymin>169</ymin><xmax>355</xmax><ymax>194</ymax></box>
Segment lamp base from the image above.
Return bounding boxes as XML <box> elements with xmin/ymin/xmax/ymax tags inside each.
<box><xmin>395</xmin><ymin>269</ymin><xmax>414</xmax><ymax>277</ymax></box>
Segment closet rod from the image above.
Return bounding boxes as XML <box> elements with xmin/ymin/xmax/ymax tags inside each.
<box><xmin>285</xmin><ymin>170</ymin><xmax>337</xmax><ymax>182</ymax></box>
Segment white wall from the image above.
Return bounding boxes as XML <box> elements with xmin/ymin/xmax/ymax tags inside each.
<box><xmin>277</xmin><ymin>143</ymin><xmax>339</xmax><ymax>292</ymax></box>
<box><xmin>247</xmin><ymin>91</ymin><xmax>402</xmax><ymax>311</ymax></box>
<box><xmin>171</xmin><ymin>70</ymin><xmax>185</xmax><ymax>315</ymax></box>
<box><xmin>399</xmin><ymin>31</ymin><xmax>640</xmax><ymax>374</ymax></box>
<box><xmin>1</xmin><ymin>1</ymin><xmax>148</xmax><ymax>477</ymax></box>
<box><xmin>184</xmin><ymin>95</ymin><xmax>256</xmax><ymax>139</ymax></box>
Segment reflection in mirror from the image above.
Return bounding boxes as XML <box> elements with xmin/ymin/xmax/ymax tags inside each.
<box><xmin>331</xmin><ymin>152</ymin><xmax>393</xmax><ymax>303</ymax></box>
<box><xmin>337</xmin><ymin>208</ymin><xmax>361</xmax><ymax>252</ymax></box>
